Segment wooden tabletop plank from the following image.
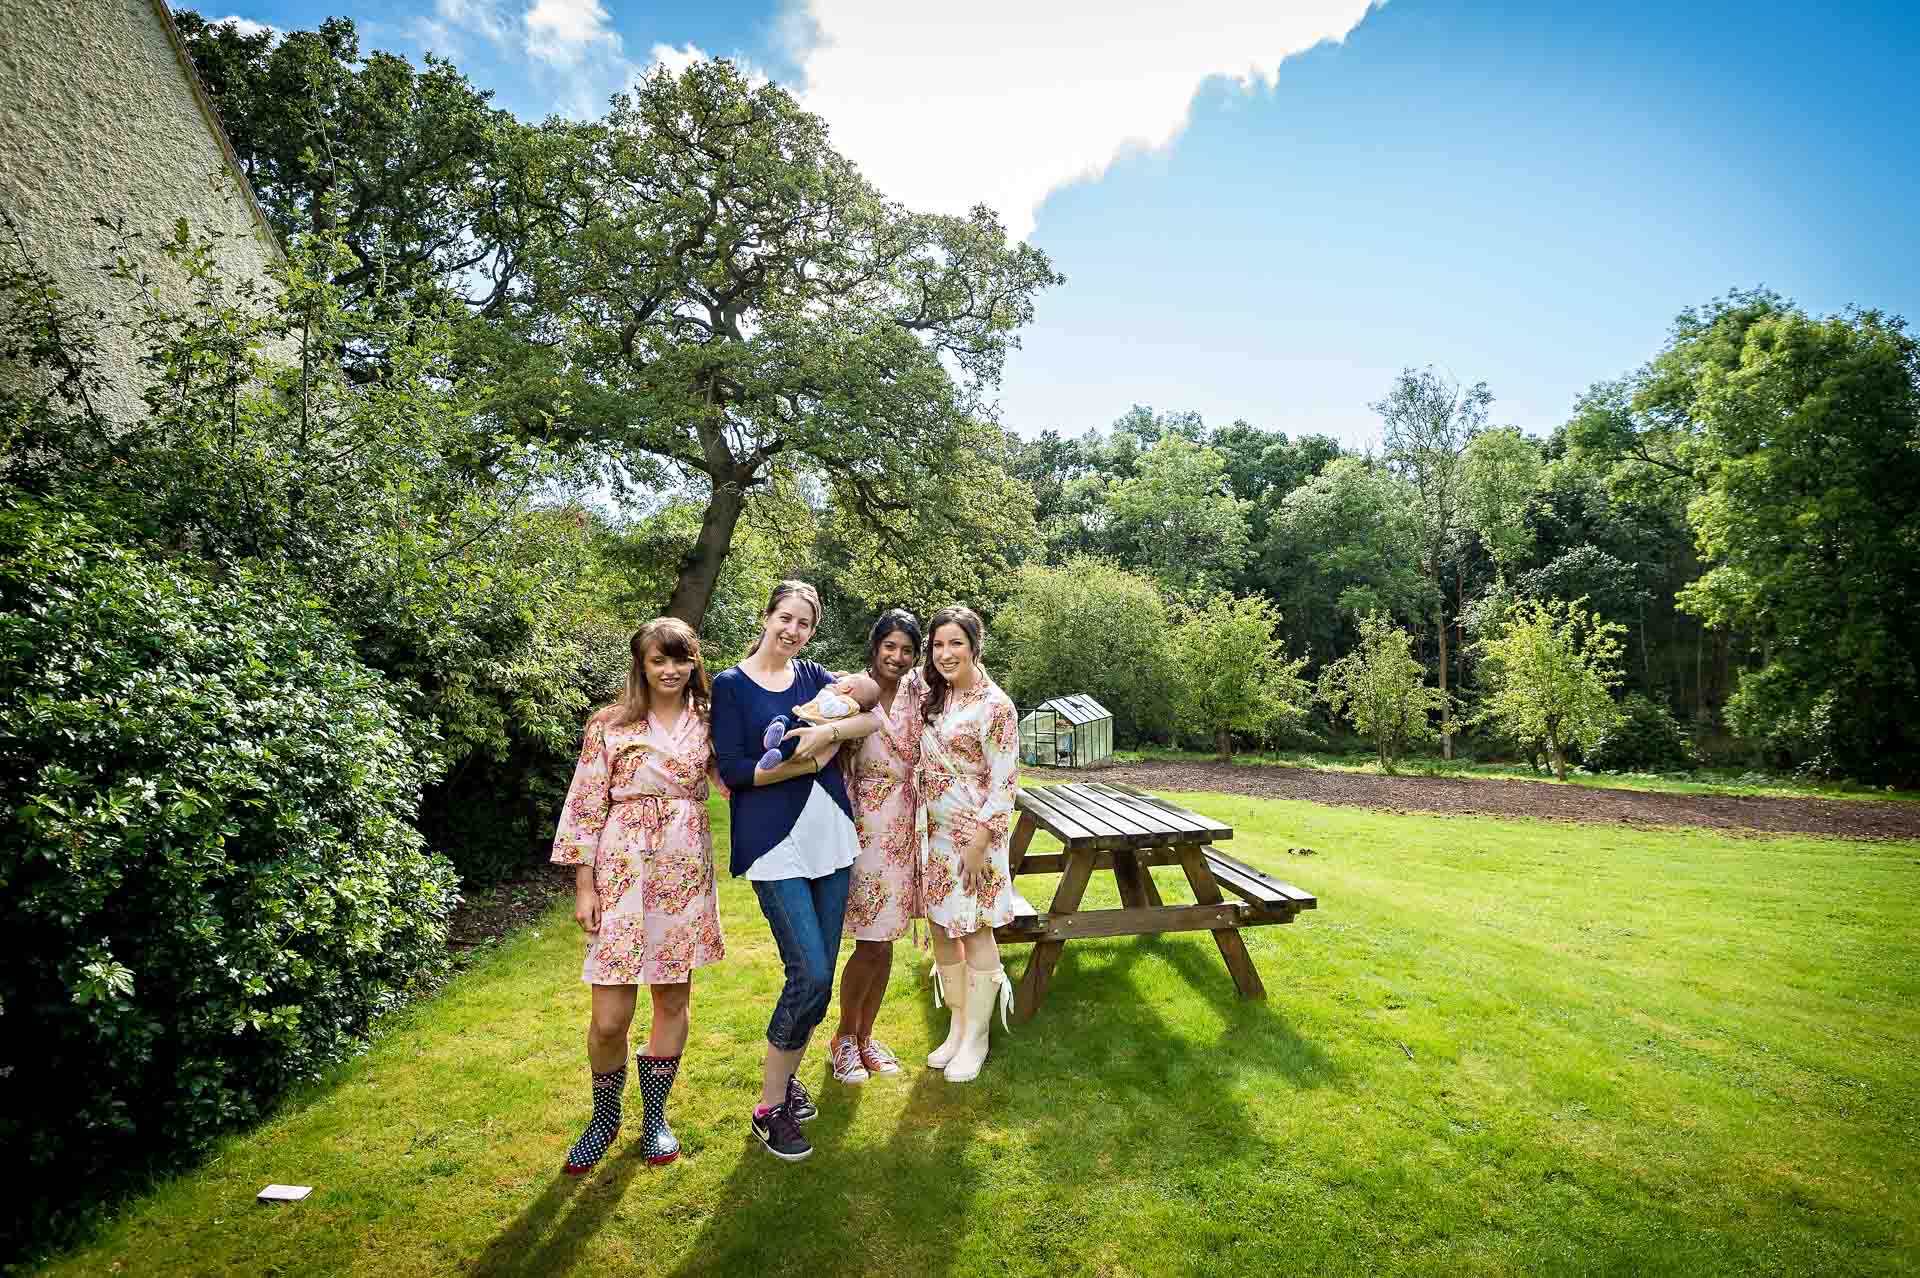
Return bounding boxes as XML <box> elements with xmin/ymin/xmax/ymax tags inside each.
<box><xmin>1103</xmin><ymin>784</ymin><xmax>1235</xmax><ymax>841</ymax></box>
<box><xmin>1035</xmin><ymin>786</ymin><xmax>1136</xmax><ymax>841</ymax></box>
<box><xmin>1075</xmin><ymin>783</ymin><xmax>1195</xmax><ymax>838</ymax></box>
<box><xmin>1046</xmin><ymin>784</ymin><xmax>1163</xmax><ymax>841</ymax></box>
<box><xmin>1068</xmin><ymin>782</ymin><xmax>1180</xmax><ymax>833</ymax></box>
<box><xmin>1014</xmin><ymin>786</ymin><xmax>1100</xmax><ymax>843</ymax></box>
<box><xmin>1030</xmin><ymin>786</ymin><xmax>1150</xmax><ymax>845</ymax></box>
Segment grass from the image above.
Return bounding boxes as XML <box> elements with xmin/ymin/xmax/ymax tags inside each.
<box><xmin>1115</xmin><ymin>746</ymin><xmax>1920</xmax><ymax>802</ymax></box>
<box><xmin>42</xmin><ymin>796</ymin><xmax>1920</xmax><ymax>1277</ymax></box>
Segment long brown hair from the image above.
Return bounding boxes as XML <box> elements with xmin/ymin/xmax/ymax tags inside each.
<box><xmin>744</xmin><ymin>580</ymin><xmax>822</xmax><ymax>657</ymax></box>
<box><xmin>921</xmin><ymin>605</ymin><xmax>984</xmax><ymax>725</ymax></box>
<box><xmin>599</xmin><ymin>617</ymin><xmax>711</xmax><ymax>728</ymax></box>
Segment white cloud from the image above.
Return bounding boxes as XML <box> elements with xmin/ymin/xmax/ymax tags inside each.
<box><xmin>525</xmin><ymin>0</ymin><xmax>619</xmax><ymax>67</ymax></box>
<box><xmin>209</xmin><ymin>14</ymin><xmax>276</xmax><ymax>40</ymax></box>
<box><xmin>649</xmin><ymin>41</ymin><xmax>708</xmax><ymax>77</ymax></box>
<box><xmin>791</xmin><ymin>1</ymin><xmax>1383</xmax><ymax>237</ymax></box>
<box><xmin>434</xmin><ymin>0</ymin><xmax>510</xmax><ymax>48</ymax></box>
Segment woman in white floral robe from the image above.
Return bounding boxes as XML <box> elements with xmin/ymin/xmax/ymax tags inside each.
<box><xmin>916</xmin><ymin>606</ymin><xmax>1025</xmax><ymax>1084</ymax></box>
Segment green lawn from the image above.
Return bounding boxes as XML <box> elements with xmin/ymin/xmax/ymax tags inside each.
<box><xmin>45</xmin><ymin>796</ymin><xmax>1920</xmax><ymax>1277</ymax></box>
<box><xmin>1117</xmin><ymin>746</ymin><xmax>1920</xmax><ymax>802</ymax></box>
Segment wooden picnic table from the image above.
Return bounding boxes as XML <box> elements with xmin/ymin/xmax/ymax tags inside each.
<box><xmin>993</xmin><ymin>781</ymin><xmax>1317</xmax><ymax>1021</ymax></box>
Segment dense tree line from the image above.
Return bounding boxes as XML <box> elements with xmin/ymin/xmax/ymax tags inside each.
<box><xmin>166</xmin><ymin>11</ymin><xmax>1920</xmax><ymax>787</ymax></box>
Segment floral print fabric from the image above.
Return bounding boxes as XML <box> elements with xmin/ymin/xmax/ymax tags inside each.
<box><xmin>842</xmin><ymin>672</ymin><xmax>925</xmax><ymax>941</ymax></box>
<box><xmin>917</xmin><ymin>670</ymin><xmax>1022</xmax><ymax>939</ymax></box>
<box><xmin>551</xmin><ymin>709</ymin><xmax>725</xmax><ymax>985</ymax></box>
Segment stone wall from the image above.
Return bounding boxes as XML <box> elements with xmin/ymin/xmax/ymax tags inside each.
<box><xmin>0</xmin><ymin>0</ymin><xmax>283</xmax><ymax>417</ymax></box>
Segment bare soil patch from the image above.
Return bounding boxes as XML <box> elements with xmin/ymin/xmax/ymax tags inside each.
<box><xmin>1054</xmin><ymin>760</ymin><xmax>1920</xmax><ymax>840</ymax></box>
<box><xmin>447</xmin><ymin>862</ymin><xmax>575</xmax><ymax>951</ymax></box>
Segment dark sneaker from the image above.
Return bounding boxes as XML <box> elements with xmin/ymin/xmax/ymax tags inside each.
<box><xmin>785</xmin><ymin>1073</ymin><xmax>818</xmax><ymax>1122</ymax></box>
<box><xmin>752</xmin><ymin>1104</ymin><xmax>813</xmax><ymax>1162</ymax></box>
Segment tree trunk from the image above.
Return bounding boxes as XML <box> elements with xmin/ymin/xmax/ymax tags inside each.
<box><xmin>665</xmin><ymin>480</ymin><xmax>746</xmax><ymax>626</ymax></box>
<box><xmin>1549</xmin><ymin>741</ymin><xmax>1568</xmax><ymax>781</ymax></box>
<box><xmin>1215</xmin><ymin>727</ymin><xmax>1232</xmax><ymax>762</ymax></box>
<box><xmin>1436</xmin><ymin>605</ymin><xmax>1453</xmax><ymax>759</ymax></box>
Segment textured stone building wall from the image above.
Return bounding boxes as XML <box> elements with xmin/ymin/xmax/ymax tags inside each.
<box><xmin>0</xmin><ymin>0</ymin><xmax>283</xmax><ymax>417</ymax></box>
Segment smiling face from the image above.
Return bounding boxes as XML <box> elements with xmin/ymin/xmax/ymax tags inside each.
<box><xmin>759</xmin><ymin>596</ymin><xmax>817</xmax><ymax>658</ymax></box>
<box><xmin>929</xmin><ymin>622</ymin><xmax>976</xmax><ymax>682</ymax></box>
<box><xmin>872</xmin><ymin>628</ymin><xmax>919</xmax><ymax>683</ymax></box>
<box><xmin>642</xmin><ymin>639</ymin><xmax>696</xmax><ymax>708</ymax></box>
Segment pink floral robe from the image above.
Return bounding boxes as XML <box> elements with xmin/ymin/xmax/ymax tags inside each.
<box><xmin>841</xmin><ymin>673</ymin><xmax>924</xmax><ymax>942</ymax></box>
<box><xmin>551</xmin><ymin>709</ymin><xmax>725</xmax><ymax>985</ymax></box>
<box><xmin>917</xmin><ymin>672</ymin><xmax>1022</xmax><ymax>939</ymax></box>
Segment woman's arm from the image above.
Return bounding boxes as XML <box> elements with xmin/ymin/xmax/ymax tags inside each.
<box><xmin>552</xmin><ymin>718</ymin><xmax>611</xmax><ymax>866</ymax></box>
<box><xmin>971</xmin><ymin>696</ymin><xmax>1020</xmax><ymax>828</ymax></box>
<box><xmin>709</xmin><ymin>676</ymin><xmax>761</xmax><ymax>792</ymax></box>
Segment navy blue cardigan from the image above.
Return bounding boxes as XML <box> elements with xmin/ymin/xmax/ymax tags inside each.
<box><xmin>710</xmin><ymin>660</ymin><xmax>856</xmax><ymax>877</ymax></box>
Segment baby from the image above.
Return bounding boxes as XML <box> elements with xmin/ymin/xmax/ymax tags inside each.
<box><xmin>756</xmin><ymin>680</ymin><xmax>872</xmax><ymax>770</ymax></box>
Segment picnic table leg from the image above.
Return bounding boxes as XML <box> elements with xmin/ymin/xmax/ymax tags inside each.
<box><xmin>1177</xmin><ymin>845</ymin><xmax>1267</xmax><ymax>1001</ymax></box>
<box><xmin>1008</xmin><ymin>811</ymin><xmax>1038</xmax><ymax>877</ymax></box>
<box><xmin>1111</xmin><ymin>846</ymin><xmax>1149</xmax><ymax>908</ymax></box>
<box><xmin>1014</xmin><ymin>849</ymin><xmax>1096</xmax><ymax>1023</ymax></box>
<box><xmin>1137</xmin><ymin>852</ymin><xmax>1165</xmax><ymax>908</ymax></box>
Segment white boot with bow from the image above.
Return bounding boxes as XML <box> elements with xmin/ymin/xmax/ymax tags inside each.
<box><xmin>942</xmin><ymin>964</ymin><xmax>1012</xmax><ymax>1083</ymax></box>
<box><xmin>927</xmin><ymin>960</ymin><xmax>968</xmax><ymax>1070</ymax></box>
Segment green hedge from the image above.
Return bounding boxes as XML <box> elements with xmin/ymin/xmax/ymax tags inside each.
<box><xmin>0</xmin><ymin>502</ymin><xmax>459</xmax><ymax>1257</ymax></box>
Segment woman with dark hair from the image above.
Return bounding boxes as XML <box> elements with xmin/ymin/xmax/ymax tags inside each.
<box><xmin>551</xmin><ymin>617</ymin><xmax>721</xmax><ymax>1175</ymax></box>
<box><xmin>916</xmin><ymin>605</ymin><xmax>1025</xmax><ymax>1083</ymax></box>
<box><xmin>826</xmin><ymin>609</ymin><xmax>927</xmax><ymax>1083</ymax></box>
<box><xmin>710</xmin><ymin>581</ymin><xmax>883</xmax><ymax>1162</ymax></box>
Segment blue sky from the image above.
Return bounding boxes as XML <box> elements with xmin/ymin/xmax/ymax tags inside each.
<box><xmin>206</xmin><ymin>0</ymin><xmax>1920</xmax><ymax>449</ymax></box>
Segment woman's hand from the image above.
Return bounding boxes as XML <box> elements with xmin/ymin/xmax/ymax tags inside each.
<box><xmin>573</xmin><ymin>869</ymin><xmax>601</xmax><ymax>934</ymax></box>
<box><xmin>956</xmin><ymin>817</ymin><xmax>990</xmax><ymax>878</ymax></box>
<box><xmin>783</xmin><ymin>723</ymin><xmax>842</xmax><ymax>763</ymax></box>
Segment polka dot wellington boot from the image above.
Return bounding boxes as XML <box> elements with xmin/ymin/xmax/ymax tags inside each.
<box><xmin>635</xmin><ymin>1054</ymin><xmax>682</xmax><ymax>1166</ymax></box>
<box><xmin>562</xmin><ymin>1065</ymin><xmax>626</xmax><ymax>1175</ymax></box>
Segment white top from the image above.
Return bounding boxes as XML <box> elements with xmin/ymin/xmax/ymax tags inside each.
<box><xmin>744</xmin><ymin>778</ymin><xmax>862</xmax><ymax>882</ymax></box>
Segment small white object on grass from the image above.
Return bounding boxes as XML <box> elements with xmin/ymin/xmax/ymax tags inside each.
<box><xmin>257</xmin><ymin>1184</ymin><xmax>312</xmax><ymax>1203</ymax></box>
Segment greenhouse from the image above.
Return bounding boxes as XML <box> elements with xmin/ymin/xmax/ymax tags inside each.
<box><xmin>1018</xmin><ymin>695</ymin><xmax>1114</xmax><ymax>769</ymax></box>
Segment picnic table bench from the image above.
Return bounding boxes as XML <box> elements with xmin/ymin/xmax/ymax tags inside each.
<box><xmin>992</xmin><ymin>782</ymin><xmax>1317</xmax><ymax>1021</ymax></box>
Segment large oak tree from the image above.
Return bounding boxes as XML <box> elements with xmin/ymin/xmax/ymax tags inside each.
<box><xmin>514</xmin><ymin>61</ymin><xmax>1061</xmax><ymax>625</ymax></box>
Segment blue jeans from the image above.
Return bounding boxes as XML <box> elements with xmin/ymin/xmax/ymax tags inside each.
<box><xmin>752</xmin><ymin>868</ymin><xmax>851</xmax><ymax>1051</ymax></box>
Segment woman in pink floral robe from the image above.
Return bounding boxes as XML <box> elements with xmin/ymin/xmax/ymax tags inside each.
<box><xmin>827</xmin><ymin>611</ymin><xmax>926</xmax><ymax>1083</ymax></box>
<box><xmin>550</xmin><ymin>618</ymin><xmax>723</xmax><ymax>1175</ymax></box>
<box><xmin>917</xmin><ymin>606</ymin><xmax>1025</xmax><ymax>1084</ymax></box>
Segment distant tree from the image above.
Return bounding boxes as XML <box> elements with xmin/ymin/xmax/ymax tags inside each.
<box><xmin>991</xmin><ymin>558</ymin><xmax>1180</xmax><ymax>746</ymax></box>
<box><xmin>1677</xmin><ymin>307</ymin><xmax>1920</xmax><ymax>780</ymax></box>
<box><xmin>1103</xmin><ymin>433</ymin><xmax>1251</xmax><ymax>596</ymax></box>
<box><xmin>1169</xmin><ymin>592</ymin><xmax>1311</xmax><ymax>760</ymax></box>
<box><xmin>1263</xmin><ymin>457</ymin><xmax>1433</xmax><ymax>653</ymax></box>
<box><xmin>1475</xmin><ymin>598</ymin><xmax>1627</xmax><ymax>780</ymax></box>
<box><xmin>1317</xmin><ymin>611</ymin><xmax>1448</xmax><ymax>774</ymax></box>
<box><xmin>1461</xmin><ymin>426</ymin><xmax>1544</xmax><ymax>574</ymax></box>
<box><xmin>1564</xmin><ymin>289</ymin><xmax>1793</xmax><ymax>501</ymax></box>
<box><xmin>515</xmin><ymin>60</ymin><xmax>1061</xmax><ymax>625</ymax></box>
<box><xmin>1373</xmin><ymin>366</ymin><xmax>1490</xmax><ymax>758</ymax></box>
<box><xmin>1208</xmin><ymin>419</ymin><xmax>1344</xmax><ymax>548</ymax></box>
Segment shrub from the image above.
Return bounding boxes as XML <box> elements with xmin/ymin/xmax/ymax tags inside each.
<box><xmin>0</xmin><ymin>503</ymin><xmax>458</xmax><ymax>1255</ymax></box>
<box><xmin>1585</xmin><ymin>692</ymin><xmax>1695</xmax><ymax>772</ymax></box>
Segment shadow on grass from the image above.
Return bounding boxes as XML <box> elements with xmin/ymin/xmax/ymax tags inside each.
<box><xmin>463</xmin><ymin>896</ymin><xmax>1336</xmax><ymax>1277</ymax></box>
<box><xmin>662</xmin><ymin>1067</ymin><xmax>986</xmax><ymax>1278</ymax></box>
<box><xmin>466</xmin><ymin>1146</ymin><xmax>652</xmax><ymax>1278</ymax></box>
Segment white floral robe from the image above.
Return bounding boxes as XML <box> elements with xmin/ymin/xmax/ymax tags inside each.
<box><xmin>917</xmin><ymin>672</ymin><xmax>1022</xmax><ymax>939</ymax></box>
<box><xmin>841</xmin><ymin>672</ymin><xmax>924</xmax><ymax>942</ymax></box>
<box><xmin>551</xmin><ymin>710</ymin><xmax>725</xmax><ymax>985</ymax></box>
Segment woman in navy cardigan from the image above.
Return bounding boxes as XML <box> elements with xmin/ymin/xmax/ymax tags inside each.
<box><xmin>710</xmin><ymin>580</ymin><xmax>881</xmax><ymax>1162</ymax></box>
